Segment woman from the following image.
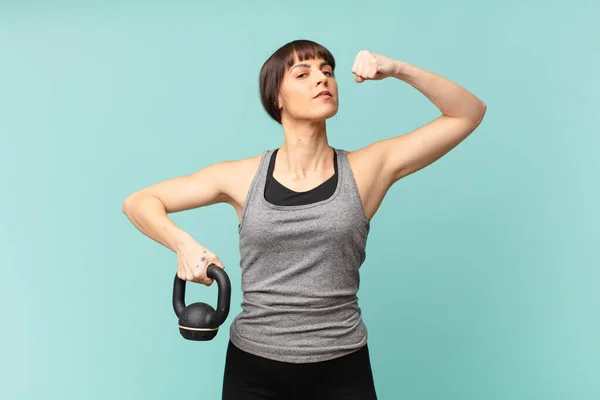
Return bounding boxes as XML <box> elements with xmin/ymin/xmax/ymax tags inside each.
<box><xmin>122</xmin><ymin>39</ymin><xmax>486</xmax><ymax>399</ymax></box>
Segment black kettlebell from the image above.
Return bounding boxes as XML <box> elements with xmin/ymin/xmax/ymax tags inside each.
<box><xmin>172</xmin><ymin>264</ymin><xmax>231</xmax><ymax>341</ymax></box>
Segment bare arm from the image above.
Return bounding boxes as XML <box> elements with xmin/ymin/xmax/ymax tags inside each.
<box><xmin>351</xmin><ymin>50</ymin><xmax>486</xmax><ymax>186</ymax></box>
<box><xmin>122</xmin><ymin>161</ymin><xmax>234</xmax><ymax>252</ymax></box>
<box><xmin>380</xmin><ymin>61</ymin><xmax>486</xmax><ymax>184</ymax></box>
<box><xmin>395</xmin><ymin>61</ymin><xmax>486</xmax><ymax>121</ymax></box>
<box><xmin>122</xmin><ymin>194</ymin><xmax>193</xmax><ymax>252</ymax></box>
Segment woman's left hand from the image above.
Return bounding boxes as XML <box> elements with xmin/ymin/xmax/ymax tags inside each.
<box><xmin>351</xmin><ymin>50</ymin><xmax>400</xmax><ymax>83</ymax></box>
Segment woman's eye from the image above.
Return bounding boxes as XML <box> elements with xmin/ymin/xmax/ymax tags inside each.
<box><xmin>297</xmin><ymin>71</ymin><xmax>332</xmax><ymax>78</ymax></box>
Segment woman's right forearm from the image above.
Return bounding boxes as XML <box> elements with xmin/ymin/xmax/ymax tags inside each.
<box><xmin>122</xmin><ymin>194</ymin><xmax>193</xmax><ymax>253</ymax></box>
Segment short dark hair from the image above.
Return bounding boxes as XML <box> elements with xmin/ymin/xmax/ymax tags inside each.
<box><xmin>259</xmin><ymin>39</ymin><xmax>336</xmax><ymax>124</ymax></box>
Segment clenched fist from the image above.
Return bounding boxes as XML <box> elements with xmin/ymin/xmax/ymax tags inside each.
<box><xmin>351</xmin><ymin>50</ymin><xmax>400</xmax><ymax>83</ymax></box>
<box><xmin>175</xmin><ymin>239</ymin><xmax>225</xmax><ymax>286</ymax></box>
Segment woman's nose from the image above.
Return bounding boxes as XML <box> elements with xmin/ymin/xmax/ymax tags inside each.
<box><xmin>316</xmin><ymin>72</ymin><xmax>328</xmax><ymax>86</ymax></box>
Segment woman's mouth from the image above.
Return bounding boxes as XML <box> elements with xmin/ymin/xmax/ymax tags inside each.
<box><xmin>314</xmin><ymin>90</ymin><xmax>333</xmax><ymax>98</ymax></box>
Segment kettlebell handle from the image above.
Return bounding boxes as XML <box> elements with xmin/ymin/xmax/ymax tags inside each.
<box><xmin>172</xmin><ymin>264</ymin><xmax>231</xmax><ymax>328</ymax></box>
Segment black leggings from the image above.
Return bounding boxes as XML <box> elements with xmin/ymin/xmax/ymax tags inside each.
<box><xmin>222</xmin><ymin>340</ymin><xmax>378</xmax><ymax>399</ymax></box>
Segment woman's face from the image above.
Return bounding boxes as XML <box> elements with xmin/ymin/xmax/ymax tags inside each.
<box><xmin>278</xmin><ymin>57</ymin><xmax>339</xmax><ymax>123</ymax></box>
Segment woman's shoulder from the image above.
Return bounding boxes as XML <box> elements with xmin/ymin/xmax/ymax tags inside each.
<box><xmin>219</xmin><ymin>151</ymin><xmax>265</xmax><ymax>210</ymax></box>
<box><xmin>230</xmin><ymin>151</ymin><xmax>264</xmax><ymax>170</ymax></box>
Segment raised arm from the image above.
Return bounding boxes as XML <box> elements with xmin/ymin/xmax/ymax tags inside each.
<box><xmin>351</xmin><ymin>50</ymin><xmax>487</xmax><ymax>186</ymax></box>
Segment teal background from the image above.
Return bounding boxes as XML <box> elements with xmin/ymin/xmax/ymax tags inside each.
<box><xmin>1</xmin><ymin>1</ymin><xmax>598</xmax><ymax>399</ymax></box>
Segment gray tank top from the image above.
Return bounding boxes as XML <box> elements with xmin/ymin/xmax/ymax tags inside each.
<box><xmin>229</xmin><ymin>147</ymin><xmax>371</xmax><ymax>363</ymax></box>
